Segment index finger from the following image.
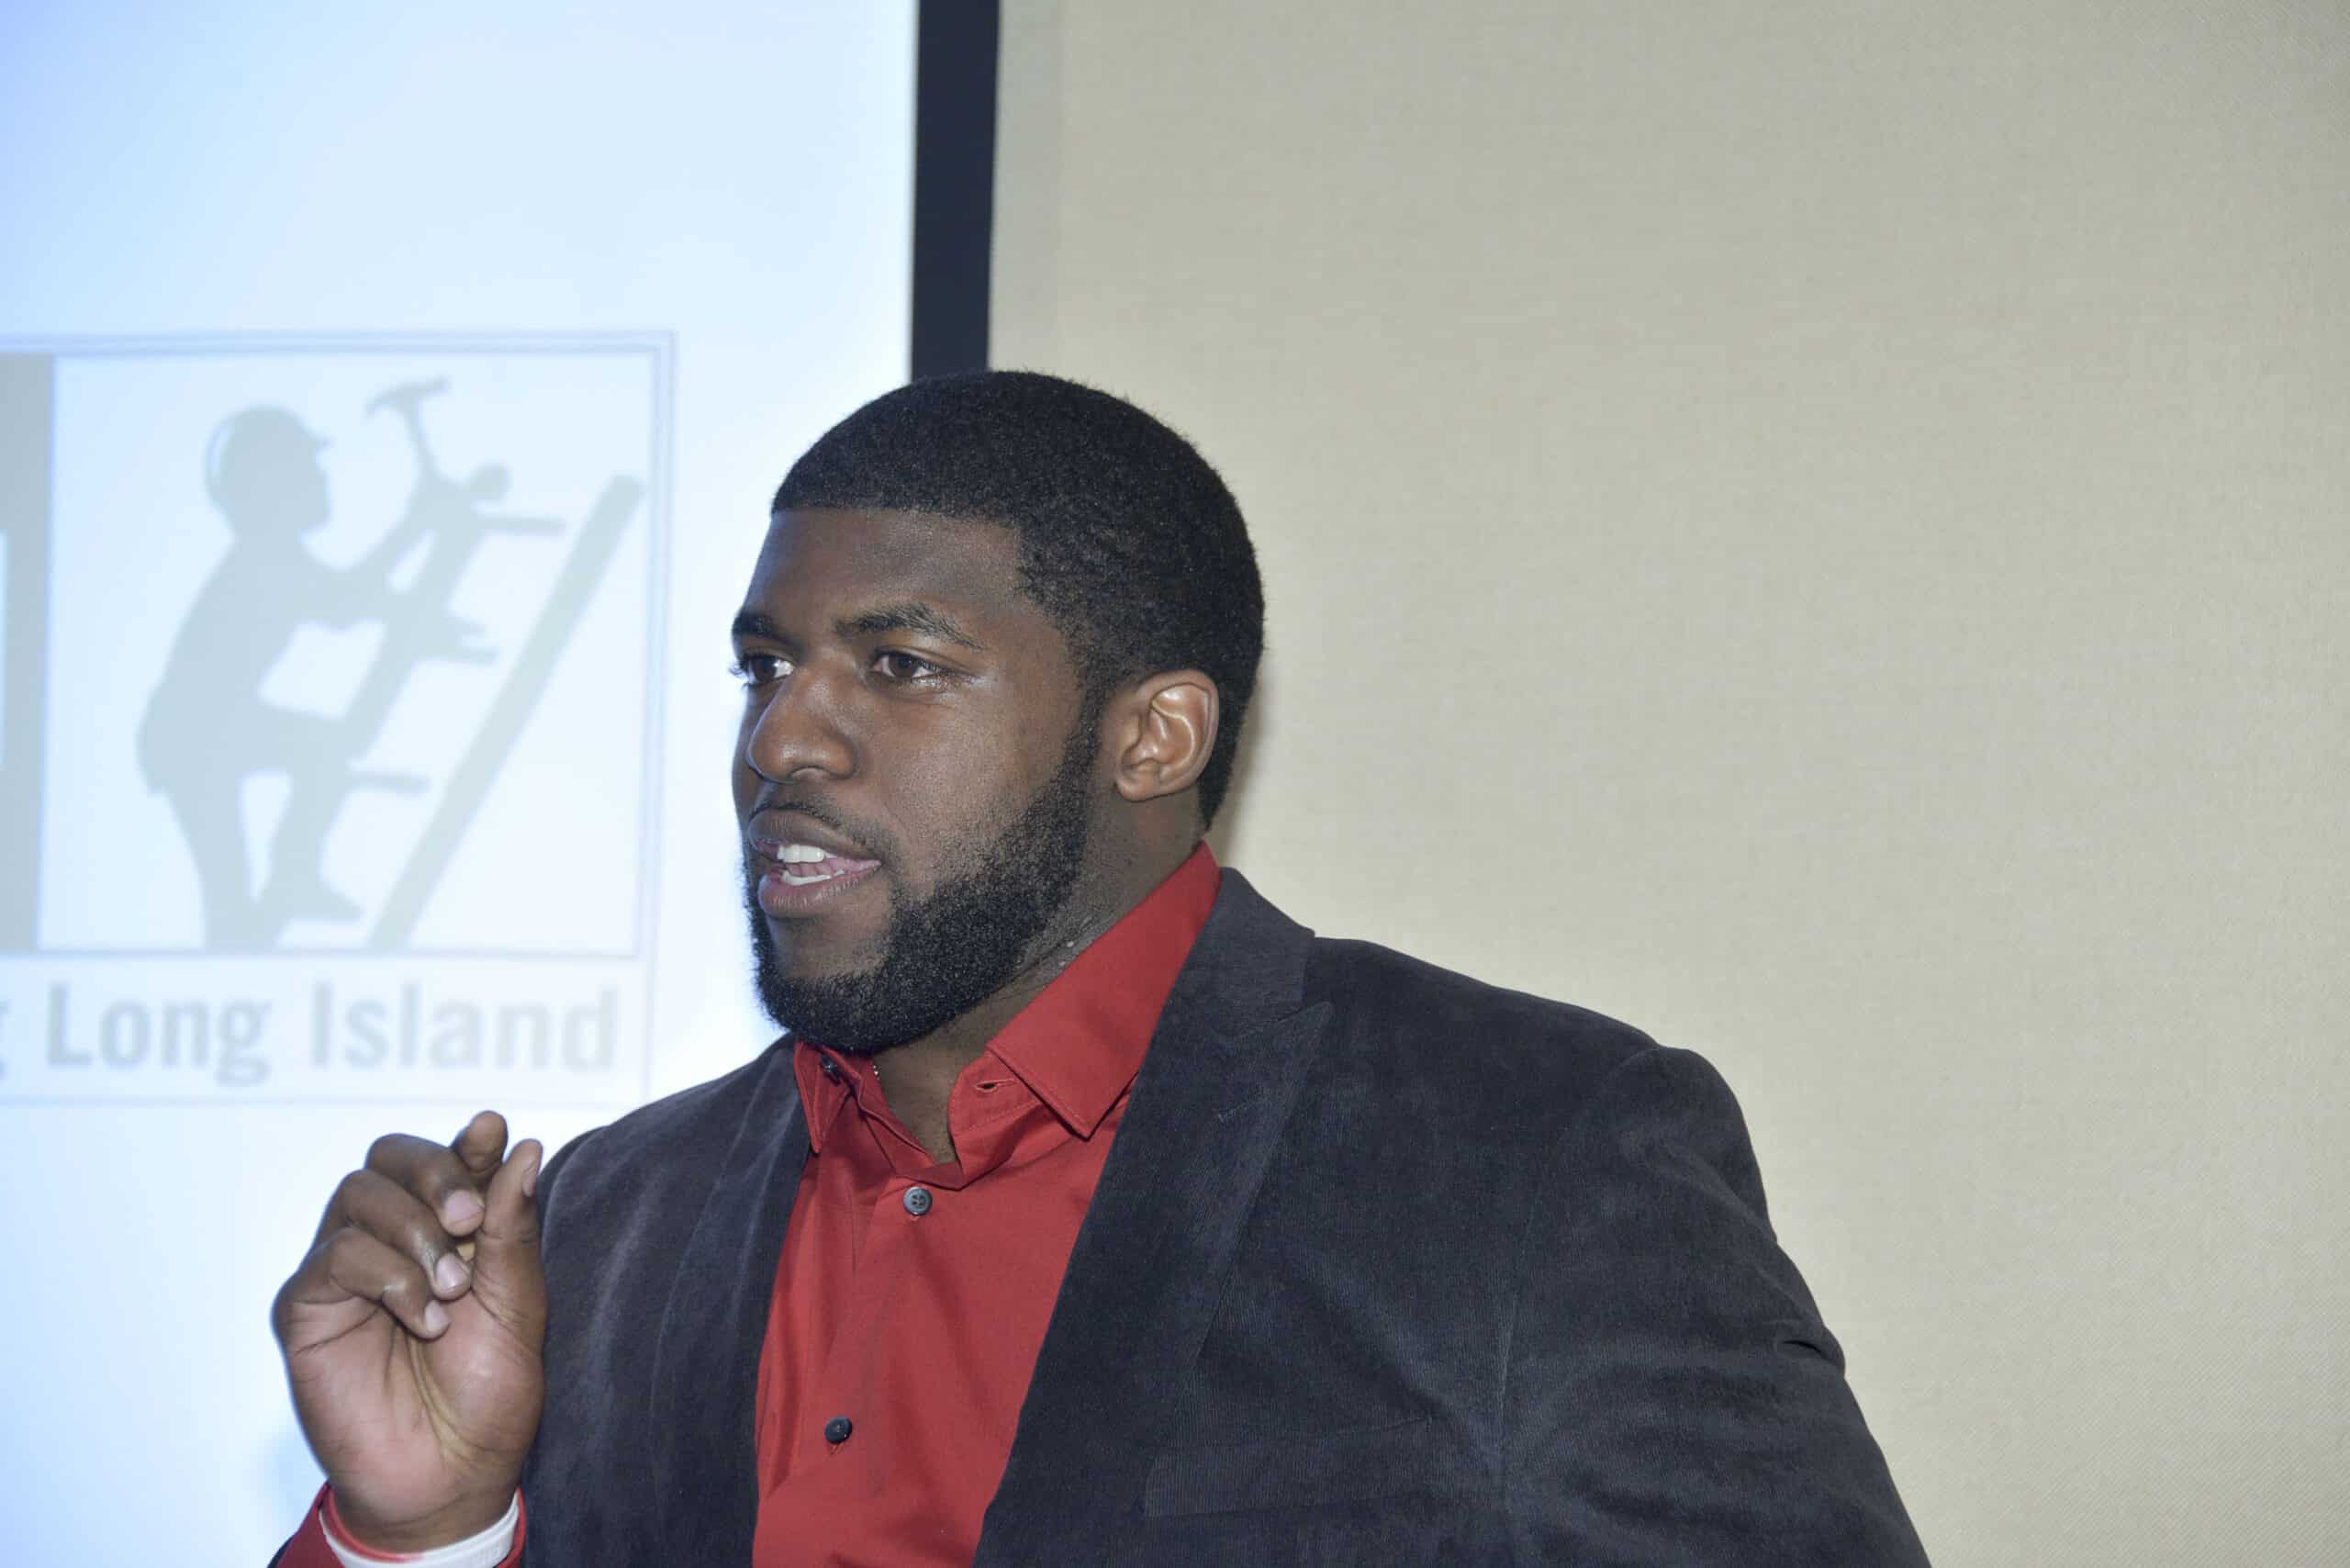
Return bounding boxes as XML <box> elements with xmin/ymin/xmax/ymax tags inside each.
<box><xmin>451</xmin><ymin>1109</ymin><xmax>510</xmax><ymax>1179</ymax></box>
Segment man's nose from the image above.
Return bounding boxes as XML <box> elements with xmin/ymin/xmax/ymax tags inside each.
<box><xmin>743</xmin><ymin>669</ymin><xmax>856</xmax><ymax>782</ymax></box>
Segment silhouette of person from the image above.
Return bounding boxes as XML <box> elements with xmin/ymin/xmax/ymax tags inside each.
<box><xmin>138</xmin><ymin>406</ymin><xmax>428</xmax><ymax>948</ymax></box>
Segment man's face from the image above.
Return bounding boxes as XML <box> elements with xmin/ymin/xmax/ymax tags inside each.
<box><xmin>732</xmin><ymin>507</ymin><xmax>1100</xmax><ymax>1052</ymax></box>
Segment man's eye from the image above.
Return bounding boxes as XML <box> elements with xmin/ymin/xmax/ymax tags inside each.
<box><xmin>873</xmin><ymin>651</ymin><xmax>945</xmax><ymax>683</ymax></box>
<box><xmin>730</xmin><ymin>653</ymin><xmax>790</xmax><ymax>686</ymax></box>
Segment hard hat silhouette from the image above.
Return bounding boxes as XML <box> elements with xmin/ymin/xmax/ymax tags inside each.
<box><xmin>205</xmin><ymin>407</ymin><xmax>330</xmax><ymax>531</ymax></box>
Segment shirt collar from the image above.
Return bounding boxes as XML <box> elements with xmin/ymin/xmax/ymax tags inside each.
<box><xmin>790</xmin><ymin>842</ymin><xmax>1222</xmax><ymax>1144</ymax></box>
<box><xmin>789</xmin><ymin>1041</ymin><xmax>869</xmax><ymax>1154</ymax></box>
<box><xmin>984</xmin><ymin>841</ymin><xmax>1221</xmax><ymax>1137</ymax></box>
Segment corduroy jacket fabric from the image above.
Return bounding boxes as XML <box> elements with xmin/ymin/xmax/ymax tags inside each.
<box><xmin>464</xmin><ymin>869</ymin><xmax>1928</xmax><ymax>1564</ymax></box>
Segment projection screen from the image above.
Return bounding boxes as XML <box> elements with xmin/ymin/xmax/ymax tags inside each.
<box><xmin>0</xmin><ymin>4</ymin><xmax>918</xmax><ymax>1559</ymax></box>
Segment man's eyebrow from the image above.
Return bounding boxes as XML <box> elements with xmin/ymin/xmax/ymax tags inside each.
<box><xmin>838</xmin><ymin>601</ymin><xmax>987</xmax><ymax>653</ymax></box>
<box><xmin>730</xmin><ymin>610</ymin><xmax>784</xmax><ymax>644</ymax></box>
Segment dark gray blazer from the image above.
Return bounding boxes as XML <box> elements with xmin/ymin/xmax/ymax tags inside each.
<box><xmin>509</xmin><ymin>870</ymin><xmax>1927</xmax><ymax>1563</ymax></box>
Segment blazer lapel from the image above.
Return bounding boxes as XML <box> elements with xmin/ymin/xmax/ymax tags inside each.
<box><xmin>975</xmin><ymin>871</ymin><xmax>1333</xmax><ymax>1561</ymax></box>
<box><xmin>646</xmin><ymin>1044</ymin><xmax>809</xmax><ymax>1558</ymax></box>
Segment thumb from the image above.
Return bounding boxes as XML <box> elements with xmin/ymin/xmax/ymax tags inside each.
<box><xmin>465</xmin><ymin>1138</ymin><xmax>544</xmax><ymax>1338</ymax></box>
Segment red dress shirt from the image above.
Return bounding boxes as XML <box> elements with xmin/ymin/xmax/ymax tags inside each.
<box><xmin>284</xmin><ymin>845</ymin><xmax>1220</xmax><ymax>1567</ymax></box>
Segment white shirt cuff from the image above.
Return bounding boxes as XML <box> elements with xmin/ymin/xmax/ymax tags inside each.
<box><xmin>323</xmin><ymin>1492</ymin><xmax>519</xmax><ymax>1568</ymax></box>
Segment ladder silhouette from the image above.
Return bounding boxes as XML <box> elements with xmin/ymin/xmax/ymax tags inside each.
<box><xmin>251</xmin><ymin>377</ymin><xmax>638</xmax><ymax>950</ymax></box>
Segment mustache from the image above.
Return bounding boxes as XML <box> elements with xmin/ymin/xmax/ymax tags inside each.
<box><xmin>742</xmin><ymin>789</ymin><xmax>901</xmax><ymax>865</ymax></box>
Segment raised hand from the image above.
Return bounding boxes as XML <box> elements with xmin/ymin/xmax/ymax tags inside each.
<box><xmin>273</xmin><ymin>1111</ymin><xmax>546</xmax><ymax>1551</ymax></box>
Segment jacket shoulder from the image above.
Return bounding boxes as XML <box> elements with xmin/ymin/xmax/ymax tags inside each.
<box><xmin>1304</xmin><ymin>934</ymin><xmax>1664</xmax><ymax>1096</ymax></box>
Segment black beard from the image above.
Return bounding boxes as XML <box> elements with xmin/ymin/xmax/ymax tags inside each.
<box><xmin>744</xmin><ymin>720</ymin><xmax>1096</xmax><ymax>1054</ymax></box>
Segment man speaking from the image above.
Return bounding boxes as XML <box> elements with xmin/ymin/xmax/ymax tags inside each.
<box><xmin>269</xmin><ymin>372</ymin><xmax>1929</xmax><ymax>1565</ymax></box>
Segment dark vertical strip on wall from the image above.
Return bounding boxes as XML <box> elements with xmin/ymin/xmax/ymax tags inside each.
<box><xmin>912</xmin><ymin>0</ymin><xmax>1001</xmax><ymax>377</ymax></box>
<box><xmin>0</xmin><ymin>354</ymin><xmax>52</xmax><ymax>952</ymax></box>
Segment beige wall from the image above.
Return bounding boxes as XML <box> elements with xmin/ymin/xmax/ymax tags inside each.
<box><xmin>992</xmin><ymin>3</ymin><xmax>2348</xmax><ymax>1563</ymax></box>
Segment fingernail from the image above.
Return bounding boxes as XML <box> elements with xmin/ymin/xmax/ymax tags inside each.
<box><xmin>421</xmin><ymin>1301</ymin><xmax>450</xmax><ymax>1336</ymax></box>
<box><xmin>443</xmin><ymin>1191</ymin><xmax>485</xmax><ymax>1230</ymax></box>
<box><xmin>434</xmin><ymin>1253</ymin><xmax>469</xmax><ymax>1296</ymax></box>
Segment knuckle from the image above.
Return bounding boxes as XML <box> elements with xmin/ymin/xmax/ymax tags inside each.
<box><xmin>417</xmin><ymin>1145</ymin><xmax>467</xmax><ymax>1189</ymax></box>
<box><xmin>334</xmin><ymin>1170</ymin><xmax>391</xmax><ymax>1226</ymax></box>
<box><xmin>321</xmin><ymin>1227</ymin><xmax>368</xmax><ymax>1270</ymax></box>
<box><xmin>397</xmin><ymin>1211</ymin><xmax>449</xmax><ymax>1261</ymax></box>
<box><xmin>352</xmin><ymin>1184</ymin><xmax>441</xmax><ymax>1253</ymax></box>
<box><xmin>377</xmin><ymin>1268</ymin><xmax>425</xmax><ymax>1313</ymax></box>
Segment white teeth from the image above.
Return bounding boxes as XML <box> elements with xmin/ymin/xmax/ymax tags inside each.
<box><xmin>778</xmin><ymin>843</ymin><xmax>840</xmax><ymax>885</ymax></box>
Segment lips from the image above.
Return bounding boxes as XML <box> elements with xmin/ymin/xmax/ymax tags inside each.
<box><xmin>768</xmin><ymin>844</ymin><xmax>878</xmax><ymax>886</ymax></box>
<box><xmin>747</xmin><ymin>811</ymin><xmax>883</xmax><ymax>917</ymax></box>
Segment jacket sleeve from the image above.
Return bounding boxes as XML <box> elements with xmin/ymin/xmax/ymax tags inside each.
<box><xmin>1502</xmin><ymin>1046</ymin><xmax>1931</xmax><ymax>1566</ymax></box>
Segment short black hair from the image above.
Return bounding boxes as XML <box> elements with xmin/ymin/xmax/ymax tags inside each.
<box><xmin>772</xmin><ymin>371</ymin><xmax>1264</xmax><ymax>826</ymax></box>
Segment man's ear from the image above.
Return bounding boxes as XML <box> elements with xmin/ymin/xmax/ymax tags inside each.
<box><xmin>1108</xmin><ymin>670</ymin><xmax>1220</xmax><ymax>804</ymax></box>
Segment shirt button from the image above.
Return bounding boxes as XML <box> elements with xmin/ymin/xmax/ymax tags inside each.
<box><xmin>823</xmin><ymin>1415</ymin><xmax>853</xmax><ymax>1445</ymax></box>
<box><xmin>819</xmin><ymin>1057</ymin><xmax>842</xmax><ymax>1081</ymax></box>
<box><xmin>901</xmin><ymin>1184</ymin><xmax>934</xmax><ymax>1217</ymax></box>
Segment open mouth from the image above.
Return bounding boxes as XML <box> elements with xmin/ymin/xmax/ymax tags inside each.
<box><xmin>747</xmin><ymin>820</ymin><xmax>884</xmax><ymax>916</ymax></box>
<box><xmin>767</xmin><ymin>842</ymin><xmax>879</xmax><ymax>887</ymax></box>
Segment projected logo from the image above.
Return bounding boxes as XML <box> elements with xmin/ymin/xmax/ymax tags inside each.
<box><xmin>0</xmin><ymin>337</ymin><xmax>669</xmax><ymax>1104</ymax></box>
